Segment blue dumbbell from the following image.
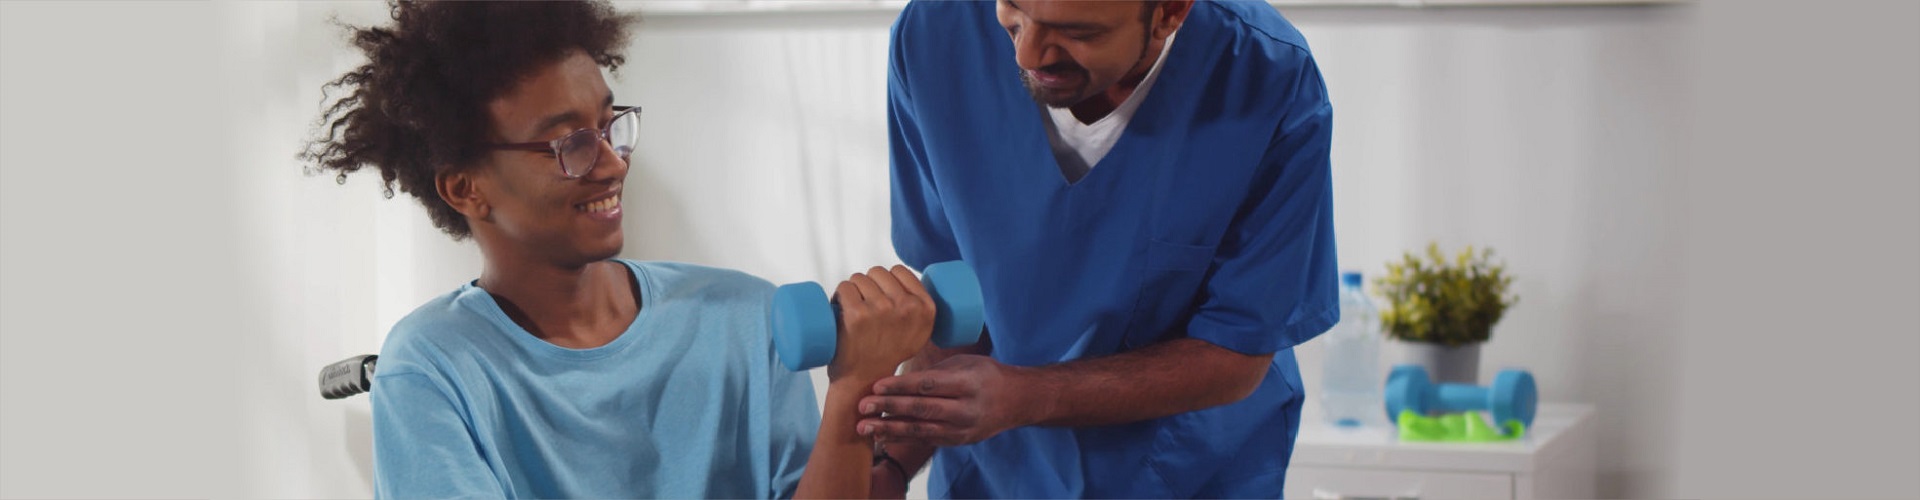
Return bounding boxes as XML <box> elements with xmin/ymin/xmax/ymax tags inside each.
<box><xmin>768</xmin><ymin>261</ymin><xmax>985</xmax><ymax>371</ymax></box>
<box><xmin>1384</xmin><ymin>364</ymin><xmax>1538</xmax><ymax>429</ymax></box>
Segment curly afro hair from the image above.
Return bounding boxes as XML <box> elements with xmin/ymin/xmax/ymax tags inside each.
<box><xmin>301</xmin><ymin>1</ymin><xmax>639</xmax><ymax>240</ymax></box>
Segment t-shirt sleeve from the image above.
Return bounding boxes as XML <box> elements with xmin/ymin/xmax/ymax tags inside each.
<box><xmin>764</xmin><ymin>344</ymin><xmax>820</xmax><ymax>499</ymax></box>
<box><xmin>371</xmin><ymin>370</ymin><xmax>505</xmax><ymax>499</ymax></box>
<box><xmin>887</xmin><ymin>5</ymin><xmax>963</xmax><ymax>271</ymax></box>
<box><xmin>1186</xmin><ymin>50</ymin><xmax>1341</xmax><ymax>355</ymax></box>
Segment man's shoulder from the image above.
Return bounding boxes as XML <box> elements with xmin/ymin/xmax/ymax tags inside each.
<box><xmin>1203</xmin><ymin>0</ymin><xmax>1314</xmax><ymax>54</ymax></box>
<box><xmin>897</xmin><ymin>0</ymin><xmax>991</xmax><ymax>26</ymax></box>
<box><xmin>893</xmin><ymin>0</ymin><xmax>998</xmax><ymax>50</ymax></box>
<box><xmin>1186</xmin><ymin>1</ymin><xmax>1326</xmax><ymax>113</ymax></box>
<box><xmin>619</xmin><ymin>259</ymin><xmax>776</xmax><ymax>307</ymax></box>
<box><xmin>378</xmin><ymin>287</ymin><xmax>501</xmax><ymax>369</ymax></box>
<box><xmin>619</xmin><ymin>260</ymin><xmax>780</xmax><ymax>366</ymax></box>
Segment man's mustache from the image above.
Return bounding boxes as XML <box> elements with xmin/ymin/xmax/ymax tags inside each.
<box><xmin>1033</xmin><ymin>62</ymin><xmax>1086</xmax><ymax>79</ymax></box>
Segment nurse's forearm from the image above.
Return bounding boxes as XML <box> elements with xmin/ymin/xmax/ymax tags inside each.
<box><xmin>1018</xmin><ymin>337</ymin><xmax>1273</xmax><ymax>427</ymax></box>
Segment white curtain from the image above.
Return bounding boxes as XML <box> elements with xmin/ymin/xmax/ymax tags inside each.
<box><xmin>615</xmin><ymin>12</ymin><xmax>900</xmax><ymax>287</ymax></box>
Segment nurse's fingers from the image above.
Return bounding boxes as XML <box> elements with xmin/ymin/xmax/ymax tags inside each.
<box><xmin>857</xmin><ymin>417</ymin><xmax>966</xmax><ymax>447</ymax></box>
<box><xmin>872</xmin><ymin>370</ymin><xmax>977</xmax><ymax>398</ymax></box>
<box><xmin>857</xmin><ymin>395</ymin><xmax>971</xmax><ymax>424</ymax></box>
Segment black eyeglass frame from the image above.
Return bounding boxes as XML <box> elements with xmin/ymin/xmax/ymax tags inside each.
<box><xmin>486</xmin><ymin>105</ymin><xmax>641</xmax><ymax>179</ymax></box>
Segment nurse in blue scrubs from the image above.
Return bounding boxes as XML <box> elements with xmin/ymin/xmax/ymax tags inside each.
<box><xmin>855</xmin><ymin>0</ymin><xmax>1341</xmax><ymax>497</ymax></box>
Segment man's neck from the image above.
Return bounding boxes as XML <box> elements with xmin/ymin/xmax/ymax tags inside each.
<box><xmin>475</xmin><ymin>247</ymin><xmax>636</xmax><ymax>349</ymax></box>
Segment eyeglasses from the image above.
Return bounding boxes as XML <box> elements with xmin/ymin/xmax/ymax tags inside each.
<box><xmin>487</xmin><ymin>105</ymin><xmax>641</xmax><ymax>178</ymax></box>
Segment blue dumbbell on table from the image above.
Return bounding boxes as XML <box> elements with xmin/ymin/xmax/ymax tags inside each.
<box><xmin>1384</xmin><ymin>364</ymin><xmax>1538</xmax><ymax>429</ymax></box>
<box><xmin>769</xmin><ymin>261</ymin><xmax>985</xmax><ymax>371</ymax></box>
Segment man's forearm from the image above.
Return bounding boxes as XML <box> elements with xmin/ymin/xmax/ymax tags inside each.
<box><xmin>794</xmin><ymin>377</ymin><xmax>881</xmax><ymax>498</ymax></box>
<box><xmin>1017</xmin><ymin>337</ymin><xmax>1274</xmax><ymax>427</ymax></box>
<box><xmin>876</xmin><ymin>439</ymin><xmax>937</xmax><ymax>485</ymax></box>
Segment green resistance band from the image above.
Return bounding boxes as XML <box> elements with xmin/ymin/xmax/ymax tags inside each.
<box><xmin>1395</xmin><ymin>410</ymin><xmax>1527</xmax><ymax>442</ymax></box>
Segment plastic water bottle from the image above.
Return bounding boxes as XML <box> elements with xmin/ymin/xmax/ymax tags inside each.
<box><xmin>1320</xmin><ymin>271</ymin><xmax>1382</xmax><ymax>428</ymax></box>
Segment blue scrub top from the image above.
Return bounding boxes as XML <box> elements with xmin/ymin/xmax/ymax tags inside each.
<box><xmin>887</xmin><ymin>0</ymin><xmax>1340</xmax><ymax>497</ymax></box>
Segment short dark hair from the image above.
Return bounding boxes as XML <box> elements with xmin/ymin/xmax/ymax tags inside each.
<box><xmin>301</xmin><ymin>1</ymin><xmax>639</xmax><ymax>240</ymax></box>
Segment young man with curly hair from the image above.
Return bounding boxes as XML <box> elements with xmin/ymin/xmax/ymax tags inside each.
<box><xmin>302</xmin><ymin>2</ymin><xmax>918</xmax><ymax>497</ymax></box>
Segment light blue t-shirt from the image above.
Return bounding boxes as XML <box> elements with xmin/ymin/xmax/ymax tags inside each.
<box><xmin>370</xmin><ymin>259</ymin><xmax>818</xmax><ymax>499</ymax></box>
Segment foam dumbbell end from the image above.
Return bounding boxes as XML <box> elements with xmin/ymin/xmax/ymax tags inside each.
<box><xmin>770</xmin><ymin>260</ymin><xmax>985</xmax><ymax>371</ymax></box>
<box><xmin>1385</xmin><ymin>364</ymin><xmax>1537</xmax><ymax>429</ymax></box>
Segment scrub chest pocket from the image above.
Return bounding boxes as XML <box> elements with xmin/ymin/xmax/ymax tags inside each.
<box><xmin>1124</xmin><ymin>238</ymin><xmax>1217</xmax><ymax>349</ymax></box>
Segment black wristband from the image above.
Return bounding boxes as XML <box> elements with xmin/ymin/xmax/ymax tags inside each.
<box><xmin>873</xmin><ymin>449</ymin><xmax>910</xmax><ymax>481</ymax></box>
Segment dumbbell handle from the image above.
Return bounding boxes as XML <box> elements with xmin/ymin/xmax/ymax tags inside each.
<box><xmin>814</xmin><ymin>289</ymin><xmax>969</xmax><ymax>349</ymax></box>
<box><xmin>1432</xmin><ymin>383</ymin><xmax>1494</xmax><ymax>412</ymax></box>
<box><xmin>771</xmin><ymin>261</ymin><xmax>984</xmax><ymax>371</ymax></box>
<box><xmin>815</xmin><ymin>261</ymin><xmax>981</xmax><ymax>349</ymax></box>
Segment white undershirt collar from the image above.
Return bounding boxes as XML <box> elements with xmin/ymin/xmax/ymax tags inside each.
<box><xmin>1042</xmin><ymin>30</ymin><xmax>1178</xmax><ymax>183</ymax></box>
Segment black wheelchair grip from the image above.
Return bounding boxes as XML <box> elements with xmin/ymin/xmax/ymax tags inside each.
<box><xmin>319</xmin><ymin>355</ymin><xmax>377</xmax><ymax>400</ymax></box>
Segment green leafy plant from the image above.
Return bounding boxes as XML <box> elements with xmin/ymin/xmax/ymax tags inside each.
<box><xmin>1373</xmin><ymin>242</ymin><xmax>1517</xmax><ymax>347</ymax></box>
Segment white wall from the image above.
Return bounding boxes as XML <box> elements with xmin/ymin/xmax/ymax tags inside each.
<box><xmin>1284</xmin><ymin>5</ymin><xmax>1694</xmax><ymax>495</ymax></box>
<box><xmin>1</xmin><ymin>0</ymin><xmax>1913</xmax><ymax>498</ymax></box>
<box><xmin>1</xmin><ymin>3</ymin><xmax>249</xmax><ymax>497</ymax></box>
<box><xmin>1671</xmin><ymin>0</ymin><xmax>1918</xmax><ymax>496</ymax></box>
<box><xmin>1</xmin><ymin>1</ymin><xmax>478</xmax><ymax>497</ymax></box>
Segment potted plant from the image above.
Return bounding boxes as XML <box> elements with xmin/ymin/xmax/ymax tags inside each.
<box><xmin>1373</xmin><ymin>242</ymin><xmax>1517</xmax><ymax>384</ymax></box>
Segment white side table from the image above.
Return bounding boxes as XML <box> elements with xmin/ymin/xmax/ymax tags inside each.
<box><xmin>1286</xmin><ymin>403</ymin><xmax>1596</xmax><ymax>500</ymax></box>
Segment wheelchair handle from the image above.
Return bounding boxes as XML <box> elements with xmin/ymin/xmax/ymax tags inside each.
<box><xmin>319</xmin><ymin>354</ymin><xmax>377</xmax><ymax>400</ymax></box>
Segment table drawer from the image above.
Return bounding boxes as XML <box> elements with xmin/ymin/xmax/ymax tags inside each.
<box><xmin>1285</xmin><ymin>466</ymin><xmax>1513</xmax><ymax>500</ymax></box>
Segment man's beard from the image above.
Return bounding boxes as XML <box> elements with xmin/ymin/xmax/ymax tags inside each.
<box><xmin>1020</xmin><ymin>62</ymin><xmax>1093</xmax><ymax>108</ymax></box>
<box><xmin>1019</xmin><ymin>31</ymin><xmax>1156</xmax><ymax>109</ymax></box>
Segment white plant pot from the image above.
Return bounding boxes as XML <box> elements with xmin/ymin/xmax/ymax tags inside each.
<box><xmin>1395</xmin><ymin>341</ymin><xmax>1482</xmax><ymax>385</ymax></box>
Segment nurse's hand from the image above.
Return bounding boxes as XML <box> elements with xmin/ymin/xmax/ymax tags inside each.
<box><xmin>853</xmin><ymin>354</ymin><xmax>1048</xmax><ymax>447</ymax></box>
